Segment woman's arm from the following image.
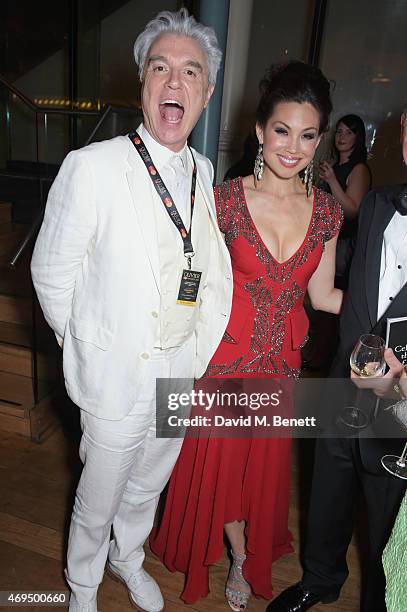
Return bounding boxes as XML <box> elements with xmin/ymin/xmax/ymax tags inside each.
<box><xmin>320</xmin><ymin>162</ymin><xmax>371</xmax><ymax>220</ymax></box>
<box><xmin>307</xmin><ymin>235</ymin><xmax>343</xmax><ymax>314</ymax></box>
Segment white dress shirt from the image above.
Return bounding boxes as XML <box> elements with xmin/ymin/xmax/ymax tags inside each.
<box><xmin>377</xmin><ymin>211</ymin><xmax>407</xmax><ymax>320</ymax></box>
<box><xmin>136</xmin><ymin>125</ymin><xmax>210</xmax><ymax>350</ymax></box>
<box><xmin>138</xmin><ymin>124</ymin><xmax>191</xmax><ymax>226</ymax></box>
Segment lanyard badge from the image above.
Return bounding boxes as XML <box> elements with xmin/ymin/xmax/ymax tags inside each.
<box><xmin>176</xmin><ymin>269</ymin><xmax>202</xmax><ymax>306</ymax></box>
<box><xmin>129</xmin><ymin>130</ymin><xmax>202</xmax><ymax>306</ymax></box>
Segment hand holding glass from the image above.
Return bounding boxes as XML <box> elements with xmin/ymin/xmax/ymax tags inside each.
<box><xmin>340</xmin><ymin>334</ymin><xmax>385</xmax><ymax>429</ymax></box>
<box><xmin>350</xmin><ymin>334</ymin><xmax>386</xmax><ymax>378</ymax></box>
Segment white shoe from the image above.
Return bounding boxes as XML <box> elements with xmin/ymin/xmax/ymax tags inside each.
<box><xmin>107</xmin><ymin>563</ymin><xmax>164</xmax><ymax>612</ymax></box>
<box><xmin>68</xmin><ymin>594</ymin><xmax>97</xmax><ymax>612</ymax></box>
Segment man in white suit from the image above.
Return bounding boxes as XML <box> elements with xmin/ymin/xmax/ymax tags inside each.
<box><xmin>31</xmin><ymin>9</ymin><xmax>232</xmax><ymax>612</ymax></box>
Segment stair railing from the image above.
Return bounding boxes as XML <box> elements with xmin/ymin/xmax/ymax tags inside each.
<box><xmin>1</xmin><ymin>74</ymin><xmax>142</xmax><ymax>267</ymax></box>
<box><xmin>0</xmin><ymin>74</ymin><xmax>101</xmax><ymax>118</ymax></box>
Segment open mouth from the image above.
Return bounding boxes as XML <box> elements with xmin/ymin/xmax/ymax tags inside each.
<box><xmin>159</xmin><ymin>100</ymin><xmax>184</xmax><ymax>123</ymax></box>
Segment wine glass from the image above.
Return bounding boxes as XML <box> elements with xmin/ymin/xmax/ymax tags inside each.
<box><xmin>382</xmin><ymin>369</ymin><xmax>407</xmax><ymax>479</ymax></box>
<box><xmin>350</xmin><ymin>334</ymin><xmax>386</xmax><ymax>378</ymax></box>
<box><xmin>381</xmin><ymin>441</ymin><xmax>407</xmax><ymax>480</ymax></box>
<box><xmin>339</xmin><ymin>334</ymin><xmax>386</xmax><ymax>429</ymax></box>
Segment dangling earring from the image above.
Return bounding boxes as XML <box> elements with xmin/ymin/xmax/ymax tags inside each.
<box><xmin>303</xmin><ymin>159</ymin><xmax>314</xmax><ymax>197</ymax></box>
<box><xmin>254</xmin><ymin>144</ymin><xmax>264</xmax><ymax>181</ymax></box>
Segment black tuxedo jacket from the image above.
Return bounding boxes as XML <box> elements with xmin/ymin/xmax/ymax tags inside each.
<box><xmin>330</xmin><ymin>184</ymin><xmax>407</xmax><ymax>473</ymax></box>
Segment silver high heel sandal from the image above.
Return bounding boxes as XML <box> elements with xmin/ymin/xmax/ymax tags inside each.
<box><xmin>225</xmin><ymin>551</ymin><xmax>251</xmax><ymax>611</ymax></box>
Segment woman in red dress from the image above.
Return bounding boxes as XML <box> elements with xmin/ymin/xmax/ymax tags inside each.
<box><xmin>150</xmin><ymin>62</ymin><xmax>344</xmax><ymax>610</ymax></box>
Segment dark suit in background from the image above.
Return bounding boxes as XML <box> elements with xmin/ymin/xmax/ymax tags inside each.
<box><xmin>302</xmin><ymin>185</ymin><xmax>407</xmax><ymax>612</ymax></box>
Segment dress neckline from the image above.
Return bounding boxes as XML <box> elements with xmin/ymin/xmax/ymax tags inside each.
<box><xmin>237</xmin><ymin>176</ymin><xmax>316</xmax><ymax>266</ymax></box>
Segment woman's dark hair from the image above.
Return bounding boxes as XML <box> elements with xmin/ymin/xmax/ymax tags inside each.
<box><xmin>334</xmin><ymin>114</ymin><xmax>368</xmax><ymax>164</ymax></box>
<box><xmin>256</xmin><ymin>61</ymin><xmax>332</xmax><ymax>134</ymax></box>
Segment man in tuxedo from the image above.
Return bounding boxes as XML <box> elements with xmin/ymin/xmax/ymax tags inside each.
<box><xmin>31</xmin><ymin>9</ymin><xmax>232</xmax><ymax>612</ymax></box>
<box><xmin>267</xmin><ymin>110</ymin><xmax>407</xmax><ymax>612</ymax></box>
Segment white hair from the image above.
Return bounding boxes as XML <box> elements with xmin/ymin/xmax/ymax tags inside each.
<box><xmin>134</xmin><ymin>8</ymin><xmax>222</xmax><ymax>86</ymax></box>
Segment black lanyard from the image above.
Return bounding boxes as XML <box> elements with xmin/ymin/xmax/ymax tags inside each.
<box><xmin>129</xmin><ymin>130</ymin><xmax>197</xmax><ymax>269</ymax></box>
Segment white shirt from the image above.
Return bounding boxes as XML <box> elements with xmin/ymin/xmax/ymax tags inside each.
<box><xmin>377</xmin><ymin>211</ymin><xmax>407</xmax><ymax>319</ymax></box>
<box><xmin>138</xmin><ymin>124</ymin><xmax>192</xmax><ymax>226</ymax></box>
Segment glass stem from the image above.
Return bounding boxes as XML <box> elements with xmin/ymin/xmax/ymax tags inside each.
<box><xmin>396</xmin><ymin>441</ymin><xmax>407</xmax><ymax>468</ymax></box>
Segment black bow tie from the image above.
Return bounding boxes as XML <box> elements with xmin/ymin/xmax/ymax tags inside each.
<box><xmin>393</xmin><ymin>186</ymin><xmax>407</xmax><ymax>215</ymax></box>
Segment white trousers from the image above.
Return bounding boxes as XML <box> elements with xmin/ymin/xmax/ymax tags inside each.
<box><xmin>65</xmin><ymin>337</ymin><xmax>195</xmax><ymax>604</ymax></box>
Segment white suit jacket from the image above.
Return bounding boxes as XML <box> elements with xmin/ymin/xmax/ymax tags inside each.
<box><xmin>31</xmin><ymin>131</ymin><xmax>233</xmax><ymax>419</ymax></box>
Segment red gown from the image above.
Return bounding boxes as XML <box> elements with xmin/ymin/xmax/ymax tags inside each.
<box><xmin>150</xmin><ymin>178</ymin><xmax>343</xmax><ymax>602</ymax></box>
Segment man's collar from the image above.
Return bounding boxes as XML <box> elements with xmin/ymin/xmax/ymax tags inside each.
<box><xmin>392</xmin><ymin>184</ymin><xmax>407</xmax><ymax>216</ymax></box>
<box><xmin>139</xmin><ymin>124</ymin><xmax>188</xmax><ymax>171</ymax></box>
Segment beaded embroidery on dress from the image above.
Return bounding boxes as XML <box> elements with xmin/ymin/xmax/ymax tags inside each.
<box><xmin>207</xmin><ymin>177</ymin><xmax>343</xmax><ymax>379</ymax></box>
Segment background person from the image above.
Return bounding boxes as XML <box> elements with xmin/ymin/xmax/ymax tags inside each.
<box><xmin>303</xmin><ymin>114</ymin><xmax>372</xmax><ymax>372</ymax></box>
<box><xmin>319</xmin><ymin>113</ymin><xmax>371</xmax><ymax>288</ymax></box>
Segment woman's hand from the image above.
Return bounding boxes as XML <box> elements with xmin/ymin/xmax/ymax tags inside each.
<box><xmin>319</xmin><ymin>160</ymin><xmax>335</xmax><ymax>183</ymax></box>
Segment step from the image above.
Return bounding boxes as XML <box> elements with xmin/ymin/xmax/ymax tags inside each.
<box><xmin>0</xmin><ymin>401</ymin><xmax>31</xmax><ymax>437</ymax></box>
<box><xmin>0</xmin><ymin>342</ymin><xmax>33</xmax><ymax>377</ymax></box>
<box><xmin>0</xmin><ymin>294</ymin><xmax>32</xmax><ymax>326</ymax></box>
<box><xmin>0</xmin><ymin>321</ymin><xmax>32</xmax><ymax>347</ymax></box>
<box><xmin>0</xmin><ymin>250</ymin><xmax>33</xmax><ymax>297</ymax></box>
<box><xmin>0</xmin><ymin>399</ymin><xmax>27</xmax><ymax>419</ymax></box>
<box><xmin>0</xmin><ymin>372</ymin><xmax>61</xmax><ymax>441</ymax></box>
<box><xmin>0</xmin><ymin>223</ymin><xmax>27</xmax><ymax>257</ymax></box>
<box><xmin>0</xmin><ymin>371</ymin><xmax>34</xmax><ymax>407</ymax></box>
<box><xmin>0</xmin><ymin>202</ymin><xmax>12</xmax><ymax>223</ymax></box>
